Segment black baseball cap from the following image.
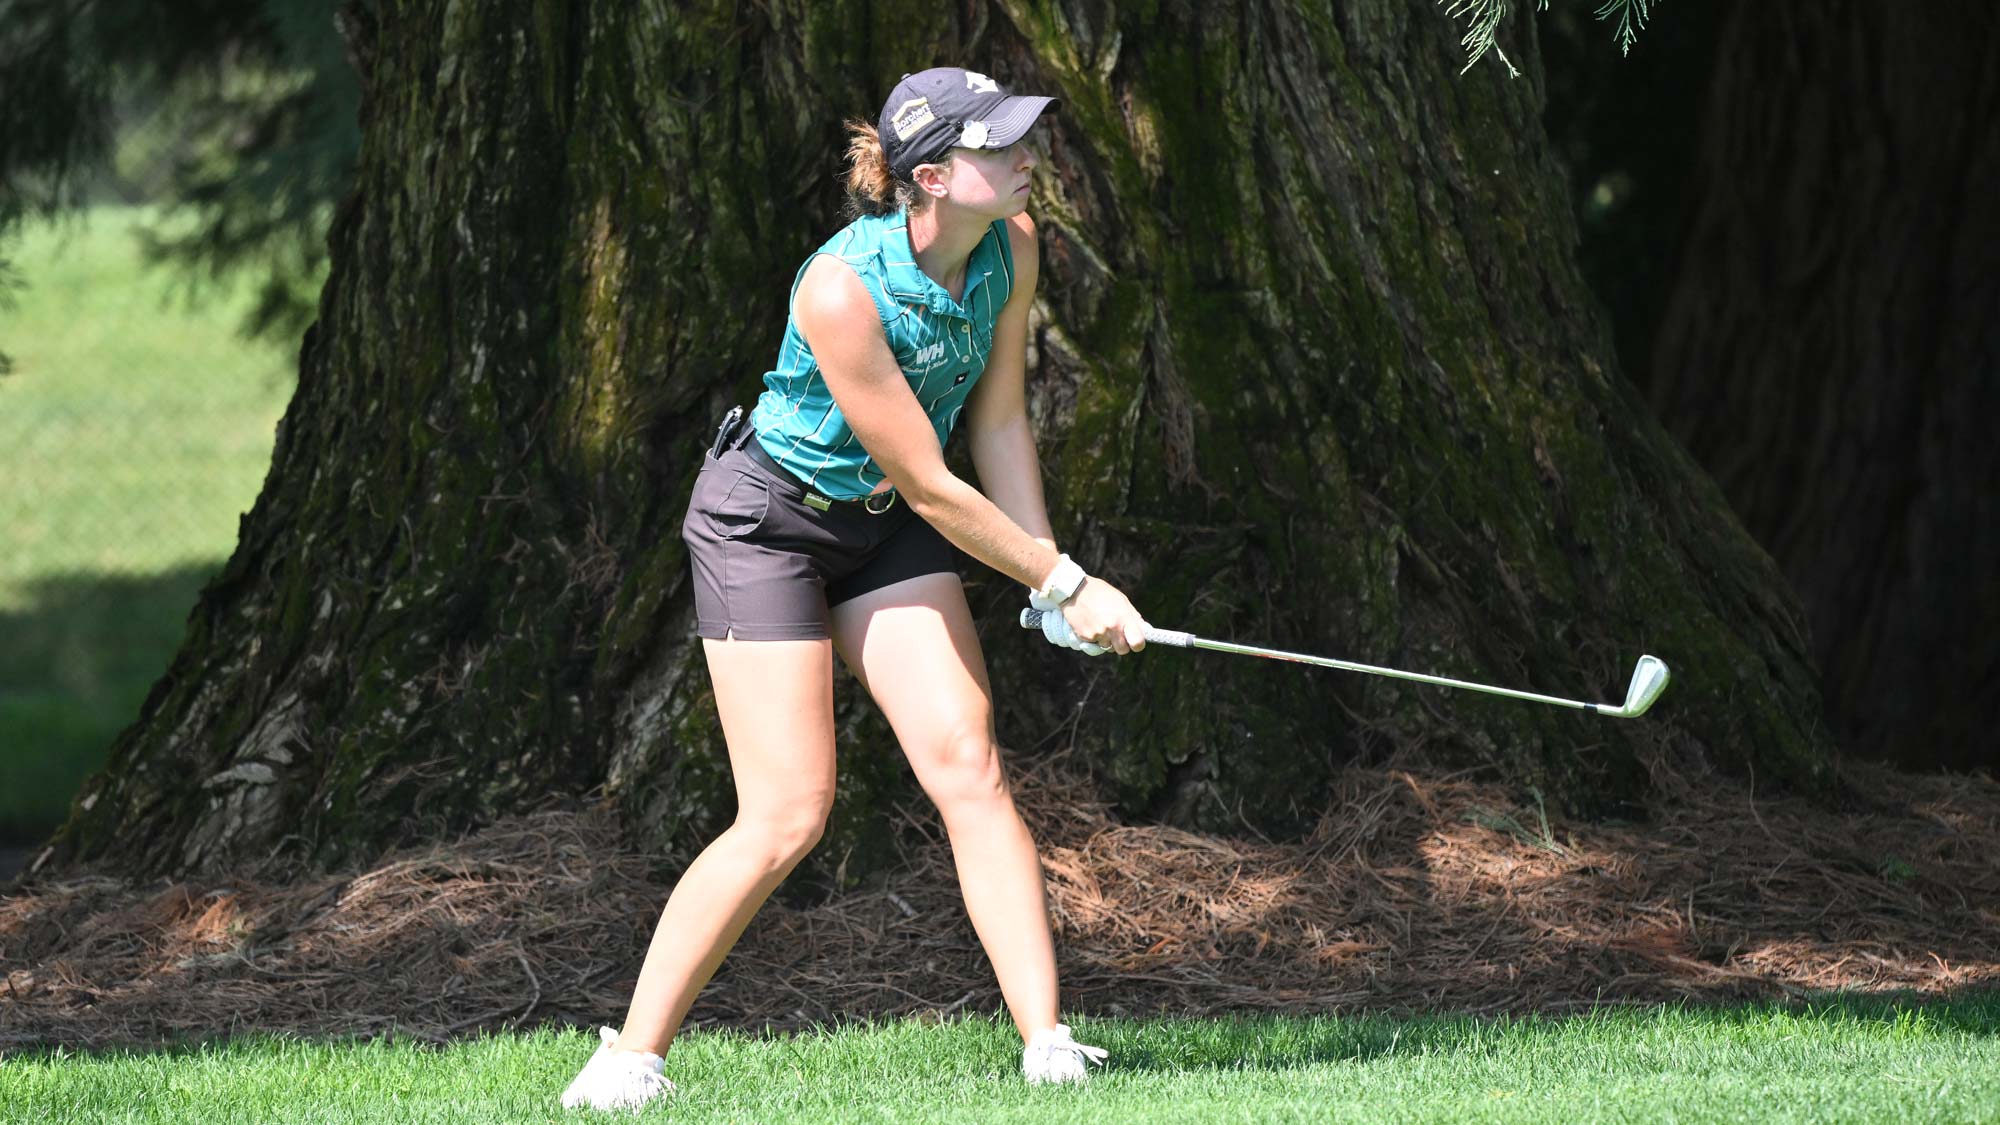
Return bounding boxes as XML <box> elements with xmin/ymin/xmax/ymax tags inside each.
<box><xmin>878</xmin><ymin>67</ymin><xmax>1059</xmax><ymax>181</ymax></box>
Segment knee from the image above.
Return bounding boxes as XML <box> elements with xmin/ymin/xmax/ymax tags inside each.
<box><xmin>921</xmin><ymin>726</ymin><xmax>1010</xmax><ymax>809</ymax></box>
<box><xmin>733</xmin><ymin>803</ymin><xmax>831</xmax><ymax>866</ymax></box>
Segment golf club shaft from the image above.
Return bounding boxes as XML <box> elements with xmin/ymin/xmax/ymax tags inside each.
<box><xmin>1019</xmin><ymin>609</ymin><xmax>1610</xmax><ymax>714</ymax></box>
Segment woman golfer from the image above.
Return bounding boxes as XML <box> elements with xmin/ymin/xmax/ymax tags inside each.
<box><xmin>561</xmin><ymin>67</ymin><xmax>1148</xmax><ymax>1110</ymax></box>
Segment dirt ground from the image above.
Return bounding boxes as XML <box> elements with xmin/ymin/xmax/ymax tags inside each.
<box><xmin>3</xmin><ymin>754</ymin><xmax>1995</xmax><ymax>1051</ymax></box>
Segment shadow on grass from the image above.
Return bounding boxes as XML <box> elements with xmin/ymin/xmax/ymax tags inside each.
<box><xmin>1092</xmin><ymin>990</ymin><xmax>2000</xmax><ymax>1074</ymax></box>
<box><xmin>0</xmin><ymin>560</ymin><xmax>222</xmax><ymax>844</ymax></box>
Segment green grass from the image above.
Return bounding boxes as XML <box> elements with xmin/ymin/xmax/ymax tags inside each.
<box><xmin>3</xmin><ymin>995</ymin><xmax>1998</xmax><ymax>1123</ymax></box>
<box><xmin>0</xmin><ymin>206</ymin><xmax>297</xmax><ymax>842</ymax></box>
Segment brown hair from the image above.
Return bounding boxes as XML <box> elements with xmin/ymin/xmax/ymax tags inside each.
<box><xmin>842</xmin><ymin>119</ymin><xmax>925</xmax><ymax>218</ymax></box>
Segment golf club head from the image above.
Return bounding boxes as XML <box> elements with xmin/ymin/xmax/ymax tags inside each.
<box><xmin>1618</xmin><ymin>655</ymin><xmax>1670</xmax><ymax>717</ymax></box>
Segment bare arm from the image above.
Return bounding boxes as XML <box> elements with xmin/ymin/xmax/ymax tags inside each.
<box><xmin>964</xmin><ymin>213</ymin><xmax>1057</xmax><ymax>573</ymax></box>
<box><xmin>794</xmin><ymin>221</ymin><xmax>1148</xmax><ymax>653</ymax></box>
<box><xmin>792</xmin><ymin>250</ymin><xmax>1061</xmax><ymax>594</ymax></box>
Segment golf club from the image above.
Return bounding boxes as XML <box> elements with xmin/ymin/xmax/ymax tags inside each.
<box><xmin>1019</xmin><ymin>609</ymin><xmax>1670</xmax><ymax>718</ymax></box>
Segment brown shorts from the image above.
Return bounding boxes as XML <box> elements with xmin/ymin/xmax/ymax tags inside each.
<box><xmin>681</xmin><ymin>428</ymin><xmax>960</xmax><ymax>641</ymax></box>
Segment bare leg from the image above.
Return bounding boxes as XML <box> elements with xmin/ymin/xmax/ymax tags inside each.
<box><xmin>830</xmin><ymin>573</ymin><xmax>1061</xmax><ymax>1042</ymax></box>
<box><xmin>611</xmin><ymin>636</ymin><xmax>837</xmax><ymax>1058</ymax></box>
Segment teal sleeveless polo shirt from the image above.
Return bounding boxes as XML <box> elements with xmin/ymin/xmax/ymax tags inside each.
<box><xmin>749</xmin><ymin>209</ymin><xmax>1016</xmax><ymax>500</ymax></box>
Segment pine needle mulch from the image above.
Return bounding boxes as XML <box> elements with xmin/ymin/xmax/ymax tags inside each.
<box><xmin>3</xmin><ymin>756</ymin><xmax>1996</xmax><ymax>1051</ymax></box>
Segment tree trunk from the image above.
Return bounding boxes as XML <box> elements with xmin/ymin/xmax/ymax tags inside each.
<box><xmin>1648</xmin><ymin>2</ymin><xmax>2000</xmax><ymax>770</ymax></box>
<box><xmin>35</xmin><ymin>0</ymin><xmax>1834</xmax><ymax>888</ymax></box>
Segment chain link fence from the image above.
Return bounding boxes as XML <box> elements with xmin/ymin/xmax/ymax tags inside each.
<box><xmin>1</xmin><ymin>206</ymin><xmax>296</xmax><ymax>847</ymax></box>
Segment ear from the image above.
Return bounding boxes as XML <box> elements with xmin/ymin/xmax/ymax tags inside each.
<box><xmin>912</xmin><ymin>159</ymin><xmax>951</xmax><ymax>199</ymax></box>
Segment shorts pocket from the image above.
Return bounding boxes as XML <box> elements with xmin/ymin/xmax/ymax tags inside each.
<box><xmin>704</xmin><ymin>470</ymin><xmax>770</xmax><ymax>540</ymax></box>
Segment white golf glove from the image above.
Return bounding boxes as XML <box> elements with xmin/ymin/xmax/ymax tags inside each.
<box><xmin>1029</xmin><ymin>590</ymin><xmax>1107</xmax><ymax>656</ymax></box>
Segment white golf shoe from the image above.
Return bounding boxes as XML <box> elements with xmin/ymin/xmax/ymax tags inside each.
<box><xmin>559</xmin><ymin>1025</ymin><xmax>675</xmax><ymax>1111</ymax></box>
<box><xmin>1021</xmin><ymin>1022</ymin><xmax>1110</xmax><ymax>1084</ymax></box>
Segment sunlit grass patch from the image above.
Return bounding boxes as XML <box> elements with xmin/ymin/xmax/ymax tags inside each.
<box><xmin>1</xmin><ymin>206</ymin><xmax>298</xmax><ymax>841</ymax></box>
<box><xmin>4</xmin><ymin>994</ymin><xmax>1997</xmax><ymax>1123</ymax></box>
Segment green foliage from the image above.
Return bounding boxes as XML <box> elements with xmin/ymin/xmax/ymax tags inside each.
<box><xmin>1440</xmin><ymin>0</ymin><xmax>1658</xmax><ymax>76</ymax></box>
<box><xmin>1464</xmin><ymin>787</ymin><xmax>1579</xmax><ymax>858</ymax></box>
<box><xmin>1595</xmin><ymin>0</ymin><xmax>1657</xmax><ymax>56</ymax></box>
<box><xmin>0</xmin><ymin>0</ymin><xmax>357</xmax><ymax>350</ymax></box>
<box><xmin>135</xmin><ymin>2</ymin><xmax>358</xmax><ymax>344</ymax></box>
<box><xmin>1877</xmin><ymin>854</ymin><xmax>1916</xmax><ymax>883</ymax></box>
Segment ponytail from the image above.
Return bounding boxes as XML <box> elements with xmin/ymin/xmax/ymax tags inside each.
<box><xmin>842</xmin><ymin>119</ymin><xmax>922</xmax><ymax>218</ymax></box>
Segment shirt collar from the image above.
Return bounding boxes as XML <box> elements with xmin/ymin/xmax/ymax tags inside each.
<box><xmin>880</xmin><ymin>209</ymin><xmax>993</xmax><ymax>318</ymax></box>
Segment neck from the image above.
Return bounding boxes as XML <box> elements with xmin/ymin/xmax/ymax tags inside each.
<box><xmin>904</xmin><ymin>202</ymin><xmax>990</xmax><ymax>300</ymax></box>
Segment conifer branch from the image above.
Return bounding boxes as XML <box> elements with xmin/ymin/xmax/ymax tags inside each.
<box><xmin>1596</xmin><ymin>0</ymin><xmax>1654</xmax><ymax>56</ymax></box>
<box><xmin>1440</xmin><ymin>0</ymin><xmax>1660</xmax><ymax>74</ymax></box>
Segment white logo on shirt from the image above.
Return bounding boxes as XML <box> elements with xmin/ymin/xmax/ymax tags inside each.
<box><xmin>911</xmin><ymin>341</ymin><xmax>947</xmax><ymax>369</ymax></box>
<box><xmin>965</xmin><ymin>71</ymin><xmax>999</xmax><ymax>93</ymax></box>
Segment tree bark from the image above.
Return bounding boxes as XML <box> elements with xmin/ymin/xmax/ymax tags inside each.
<box><xmin>36</xmin><ymin>0</ymin><xmax>1834</xmax><ymax>888</ymax></box>
<box><xmin>1649</xmin><ymin>2</ymin><xmax>2000</xmax><ymax>770</ymax></box>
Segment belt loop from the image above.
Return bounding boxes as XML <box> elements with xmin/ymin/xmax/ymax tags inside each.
<box><xmin>728</xmin><ymin>420</ymin><xmax>899</xmax><ymax>516</ymax></box>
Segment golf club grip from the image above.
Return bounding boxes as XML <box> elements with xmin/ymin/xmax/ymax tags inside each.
<box><xmin>1017</xmin><ymin>608</ymin><xmax>1193</xmax><ymax>648</ymax></box>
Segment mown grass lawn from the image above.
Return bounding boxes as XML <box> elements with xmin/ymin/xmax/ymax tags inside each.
<box><xmin>4</xmin><ymin>994</ymin><xmax>1997</xmax><ymax>1123</ymax></box>
<box><xmin>1</xmin><ymin>206</ymin><xmax>296</xmax><ymax>842</ymax></box>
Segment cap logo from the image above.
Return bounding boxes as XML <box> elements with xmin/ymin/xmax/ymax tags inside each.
<box><xmin>957</xmin><ymin>121</ymin><xmax>990</xmax><ymax>148</ymax></box>
<box><xmin>964</xmin><ymin>71</ymin><xmax>999</xmax><ymax>93</ymax></box>
<box><xmin>890</xmin><ymin>97</ymin><xmax>936</xmax><ymax>141</ymax></box>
